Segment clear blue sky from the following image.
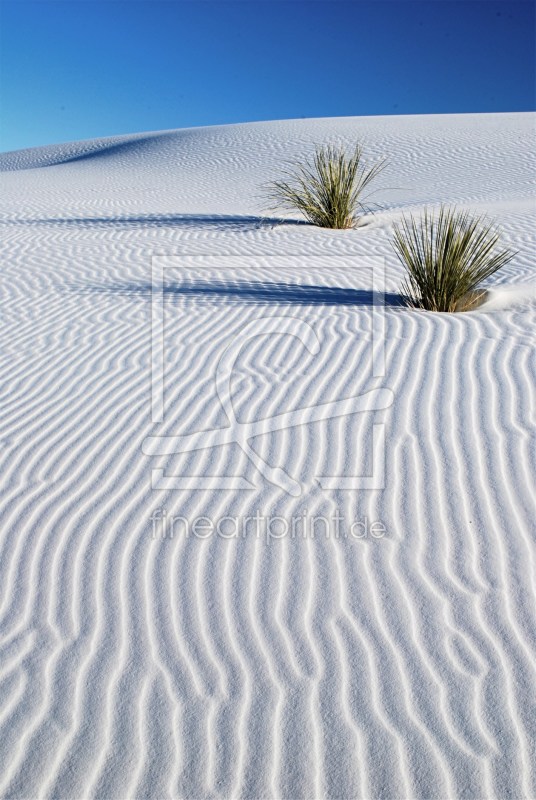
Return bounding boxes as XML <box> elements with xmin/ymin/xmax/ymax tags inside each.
<box><xmin>1</xmin><ymin>0</ymin><xmax>534</xmax><ymax>153</ymax></box>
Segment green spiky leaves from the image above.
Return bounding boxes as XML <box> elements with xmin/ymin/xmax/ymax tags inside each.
<box><xmin>393</xmin><ymin>206</ymin><xmax>516</xmax><ymax>312</ymax></box>
<box><xmin>267</xmin><ymin>144</ymin><xmax>387</xmax><ymax>229</ymax></box>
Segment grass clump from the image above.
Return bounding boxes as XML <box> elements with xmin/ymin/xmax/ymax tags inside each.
<box><xmin>266</xmin><ymin>143</ymin><xmax>387</xmax><ymax>229</ymax></box>
<box><xmin>392</xmin><ymin>206</ymin><xmax>516</xmax><ymax>312</ymax></box>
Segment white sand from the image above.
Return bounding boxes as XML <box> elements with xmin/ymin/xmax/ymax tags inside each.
<box><xmin>0</xmin><ymin>113</ymin><xmax>535</xmax><ymax>799</ymax></box>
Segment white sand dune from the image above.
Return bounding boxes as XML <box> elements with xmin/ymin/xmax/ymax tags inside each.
<box><xmin>0</xmin><ymin>112</ymin><xmax>535</xmax><ymax>799</ymax></box>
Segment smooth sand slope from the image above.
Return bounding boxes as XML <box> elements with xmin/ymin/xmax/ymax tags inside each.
<box><xmin>0</xmin><ymin>113</ymin><xmax>535</xmax><ymax>799</ymax></box>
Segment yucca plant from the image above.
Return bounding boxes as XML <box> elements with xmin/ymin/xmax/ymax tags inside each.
<box><xmin>392</xmin><ymin>206</ymin><xmax>516</xmax><ymax>312</ymax></box>
<box><xmin>266</xmin><ymin>144</ymin><xmax>387</xmax><ymax>229</ymax></box>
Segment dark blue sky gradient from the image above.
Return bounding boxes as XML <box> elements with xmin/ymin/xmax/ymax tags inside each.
<box><xmin>1</xmin><ymin>1</ymin><xmax>534</xmax><ymax>152</ymax></box>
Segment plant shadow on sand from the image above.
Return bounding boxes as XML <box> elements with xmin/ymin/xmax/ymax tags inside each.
<box><xmin>68</xmin><ymin>278</ymin><xmax>406</xmax><ymax>307</ymax></box>
<box><xmin>13</xmin><ymin>213</ymin><xmax>309</xmax><ymax>231</ymax></box>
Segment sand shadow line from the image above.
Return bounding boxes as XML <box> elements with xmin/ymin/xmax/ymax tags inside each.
<box><xmin>4</xmin><ymin>214</ymin><xmax>307</xmax><ymax>231</ymax></box>
<box><xmin>66</xmin><ymin>278</ymin><xmax>406</xmax><ymax>307</ymax></box>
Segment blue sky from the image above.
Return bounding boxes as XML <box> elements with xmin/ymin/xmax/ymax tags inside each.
<box><xmin>1</xmin><ymin>1</ymin><xmax>534</xmax><ymax>152</ymax></box>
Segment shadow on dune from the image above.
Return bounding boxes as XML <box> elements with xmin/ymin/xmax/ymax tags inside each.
<box><xmin>46</xmin><ymin>136</ymin><xmax>165</xmax><ymax>165</ymax></box>
<box><xmin>69</xmin><ymin>278</ymin><xmax>406</xmax><ymax>307</ymax></box>
<box><xmin>0</xmin><ymin>135</ymin><xmax>171</xmax><ymax>171</ymax></box>
<box><xmin>11</xmin><ymin>214</ymin><xmax>306</xmax><ymax>231</ymax></box>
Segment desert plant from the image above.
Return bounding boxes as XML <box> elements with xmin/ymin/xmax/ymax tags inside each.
<box><xmin>266</xmin><ymin>143</ymin><xmax>387</xmax><ymax>229</ymax></box>
<box><xmin>392</xmin><ymin>206</ymin><xmax>516</xmax><ymax>312</ymax></box>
